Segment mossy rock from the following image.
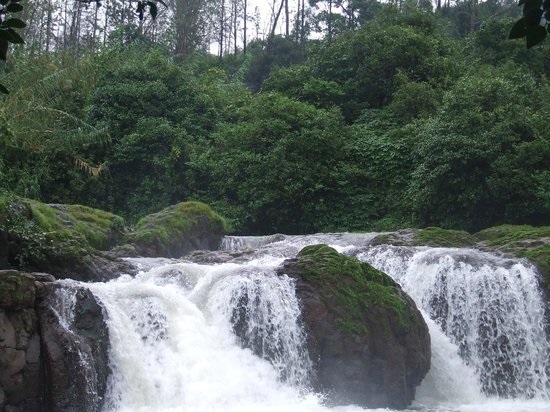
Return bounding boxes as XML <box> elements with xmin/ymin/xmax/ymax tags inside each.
<box><xmin>278</xmin><ymin>245</ymin><xmax>430</xmax><ymax>408</ymax></box>
<box><xmin>413</xmin><ymin>227</ymin><xmax>478</xmax><ymax>248</ymax></box>
<box><xmin>0</xmin><ymin>270</ymin><xmax>35</xmax><ymax>309</ymax></box>
<box><xmin>475</xmin><ymin>225</ymin><xmax>550</xmax><ymax>287</ymax></box>
<box><xmin>124</xmin><ymin>201</ymin><xmax>227</xmax><ymax>258</ymax></box>
<box><xmin>29</xmin><ymin>202</ymin><xmax>125</xmax><ymax>251</ymax></box>
<box><xmin>371</xmin><ymin>227</ymin><xmax>477</xmax><ymax>248</ymax></box>
<box><xmin>293</xmin><ymin>244</ymin><xmax>410</xmax><ymax>336</ymax></box>
<box><xmin>0</xmin><ymin>194</ymin><xmax>130</xmax><ymax>280</ymax></box>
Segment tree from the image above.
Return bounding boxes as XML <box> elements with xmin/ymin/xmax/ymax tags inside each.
<box><xmin>407</xmin><ymin>67</ymin><xmax>550</xmax><ymax>230</ymax></box>
<box><xmin>190</xmin><ymin>92</ymin><xmax>349</xmax><ymax>234</ymax></box>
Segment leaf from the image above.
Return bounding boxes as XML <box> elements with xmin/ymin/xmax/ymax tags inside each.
<box><xmin>4</xmin><ymin>18</ymin><xmax>26</xmax><ymax>29</ymax></box>
<box><xmin>4</xmin><ymin>28</ymin><xmax>24</xmax><ymax>44</ymax></box>
<box><xmin>0</xmin><ymin>39</ymin><xmax>8</xmax><ymax>60</ymax></box>
<box><xmin>6</xmin><ymin>3</ymin><xmax>23</xmax><ymax>12</ymax></box>
<box><xmin>148</xmin><ymin>2</ymin><xmax>158</xmax><ymax>19</ymax></box>
<box><xmin>526</xmin><ymin>24</ymin><xmax>547</xmax><ymax>48</ymax></box>
<box><xmin>523</xmin><ymin>0</ymin><xmax>542</xmax><ymax>13</ymax></box>
<box><xmin>509</xmin><ymin>18</ymin><xmax>527</xmax><ymax>39</ymax></box>
<box><xmin>0</xmin><ymin>83</ymin><xmax>8</xmax><ymax>94</ymax></box>
<box><xmin>525</xmin><ymin>8</ymin><xmax>543</xmax><ymax>26</ymax></box>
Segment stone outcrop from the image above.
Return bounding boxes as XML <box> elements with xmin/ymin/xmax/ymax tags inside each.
<box><xmin>0</xmin><ymin>271</ymin><xmax>110</xmax><ymax>412</ymax></box>
<box><xmin>278</xmin><ymin>245</ymin><xmax>431</xmax><ymax>409</ymax></box>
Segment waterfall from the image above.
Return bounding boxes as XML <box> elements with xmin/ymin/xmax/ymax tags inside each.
<box><xmin>360</xmin><ymin>245</ymin><xmax>550</xmax><ymax>401</ymax></box>
<box><xmin>58</xmin><ymin>234</ymin><xmax>550</xmax><ymax>412</ymax></box>
<box><xmin>87</xmin><ymin>260</ymin><xmax>324</xmax><ymax>412</ymax></box>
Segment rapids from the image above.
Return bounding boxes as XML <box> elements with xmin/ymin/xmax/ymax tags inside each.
<box><xmin>61</xmin><ymin>233</ymin><xmax>550</xmax><ymax>412</ymax></box>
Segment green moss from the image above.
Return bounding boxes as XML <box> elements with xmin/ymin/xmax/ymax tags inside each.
<box><xmin>475</xmin><ymin>225</ymin><xmax>550</xmax><ymax>245</ymax></box>
<box><xmin>295</xmin><ymin>245</ymin><xmax>410</xmax><ymax>338</ymax></box>
<box><xmin>475</xmin><ymin>225</ymin><xmax>550</xmax><ymax>287</ymax></box>
<box><xmin>125</xmin><ymin>201</ymin><xmax>227</xmax><ymax>253</ymax></box>
<box><xmin>29</xmin><ymin>201</ymin><xmax>124</xmax><ymax>251</ymax></box>
<box><xmin>0</xmin><ymin>273</ymin><xmax>33</xmax><ymax>307</ymax></box>
<box><xmin>413</xmin><ymin>227</ymin><xmax>478</xmax><ymax>247</ymax></box>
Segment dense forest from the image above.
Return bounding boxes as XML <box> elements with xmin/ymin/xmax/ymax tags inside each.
<box><xmin>0</xmin><ymin>0</ymin><xmax>549</xmax><ymax>235</ymax></box>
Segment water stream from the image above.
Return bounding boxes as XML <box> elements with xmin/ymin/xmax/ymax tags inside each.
<box><xmin>66</xmin><ymin>233</ymin><xmax>550</xmax><ymax>412</ymax></box>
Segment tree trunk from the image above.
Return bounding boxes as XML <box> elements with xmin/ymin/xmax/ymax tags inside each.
<box><xmin>270</xmin><ymin>0</ymin><xmax>285</xmax><ymax>38</ymax></box>
<box><xmin>285</xmin><ymin>0</ymin><xmax>289</xmax><ymax>37</ymax></box>
<box><xmin>243</xmin><ymin>0</ymin><xmax>247</xmax><ymax>53</ymax></box>
<box><xmin>219</xmin><ymin>0</ymin><xmax>225</xmax><ymax>58</ymax></box>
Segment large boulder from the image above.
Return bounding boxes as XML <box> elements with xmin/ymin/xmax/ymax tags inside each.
<box><xmin>279</xmin><ymin>245</ymin><xmax>430</xmax><ymax>409</ymax></box>
<box><xmin>123</xmin><ymin>201</ymin><xmax>227</xmax><ymax>258</ymax></box>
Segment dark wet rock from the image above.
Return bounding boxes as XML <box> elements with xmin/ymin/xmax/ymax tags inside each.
<box><xmin>185</xmin><ymin>249</ymin><xmax>255</xmax><ymax>264</ymax></box>
<box><xmin>40</xmin><ymin>250</ymin><xmax>137</xmax><ymax>283</ymax></box>
<box><xmin>37</xmin><ymin>283</ymin><xmax>110</xmax><ymax>412</ymax></box>
<box><xmin>0</xmin><ymin>271</ymin><xmax>43</xmax><ymax>412</ymax></box>
<box><xmin>278</xmin><ymin>245</ymin><xmax>431</xmax><ymax>409</ymax></box>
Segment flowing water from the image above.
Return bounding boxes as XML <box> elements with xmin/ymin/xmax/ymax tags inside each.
<box><xmin>61</xmin><ymin>233</ymin><xmax>550</xmax><ymax>412</ymax></box>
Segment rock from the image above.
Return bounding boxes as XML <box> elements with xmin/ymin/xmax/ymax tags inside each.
<box><xmin>278</xmin><ymin>245</ymin><xmax>431</xmax><ymax>409</ymax></box>
<box><xmin>0</xmin><ymin>272</ymin><xmax>35</xmax><ymax>310</ymax></box>
<box><xmin>124</xmin><ymin>202</ymin><xmax>227</xmax><ymax>258</ymax></box>
<box><xmin>39</xmin><ymin>249</ymin><xmax>137</xmax><ymax>282</ymax></box>
<box><xmin>37</xmin><ymin>283</ymin><xmax>110</xmax><ymax>412</ymax></box>
<box><xmin>0</xmin><ymin>305</ymin><xmax>42</xmax><ymax>412</ymax></box>
<box><xmin>185</xmin><ymin>249</ymin><xmax>247</xmax><ymax>264</ymax></box>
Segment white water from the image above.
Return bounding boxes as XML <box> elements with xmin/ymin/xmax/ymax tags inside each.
<box><xmin>71</xmin><ymin>233</ymin><xmax>550</xmax><ymax>412</ymax></box>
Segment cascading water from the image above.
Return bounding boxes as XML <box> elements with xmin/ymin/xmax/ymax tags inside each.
<box><xmin>360</xmin><ymin>244</ymin><xmax>550</xmax><ymax>403</ymax></box>
<box><xmin>62</xmin><ymin>233</ymin><xmax>550</xmax><ymax>412</ymax></box>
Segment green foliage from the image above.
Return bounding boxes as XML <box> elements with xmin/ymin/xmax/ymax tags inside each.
<box><xmin>189</xmin><ymin>92</ymin><xmax>349</xmax><ymax>234</ymax></box>
<box><xmin>245</xmin><ymin>36</ymin><xmax>307</xmax><ymax>91</ymax></box>
<box><xmin>0</xmin><ymin>194</ymin><xmax>49</xmax><ymax>267</ymax></box>
<box><xmin>308</xmin><ymin>16</ymin><xmax>458</xmax><ymax>120</ymax></box>
<box><xmin>262</xmin><ymin>65</ymin><xmax>344</xmax><ymax>109</ymax></box>
<box><xmin>407</xmin><ymin>66</ymin><xmax>550</xmax><ymax>231</ymax></box>
<box><xmin>0</xmin><ymin>53</ymin><xmax>110</xmax><ymax>200</ymax></box>
<box><xmin>469</xmin><ymin>18</ymin><xmax>550</xmax><ymax>76</ymax></box>
<box><xmin>87</xmin><ymin>47</ymin><xmax>227</xmax><ymax>221</ymax></box>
